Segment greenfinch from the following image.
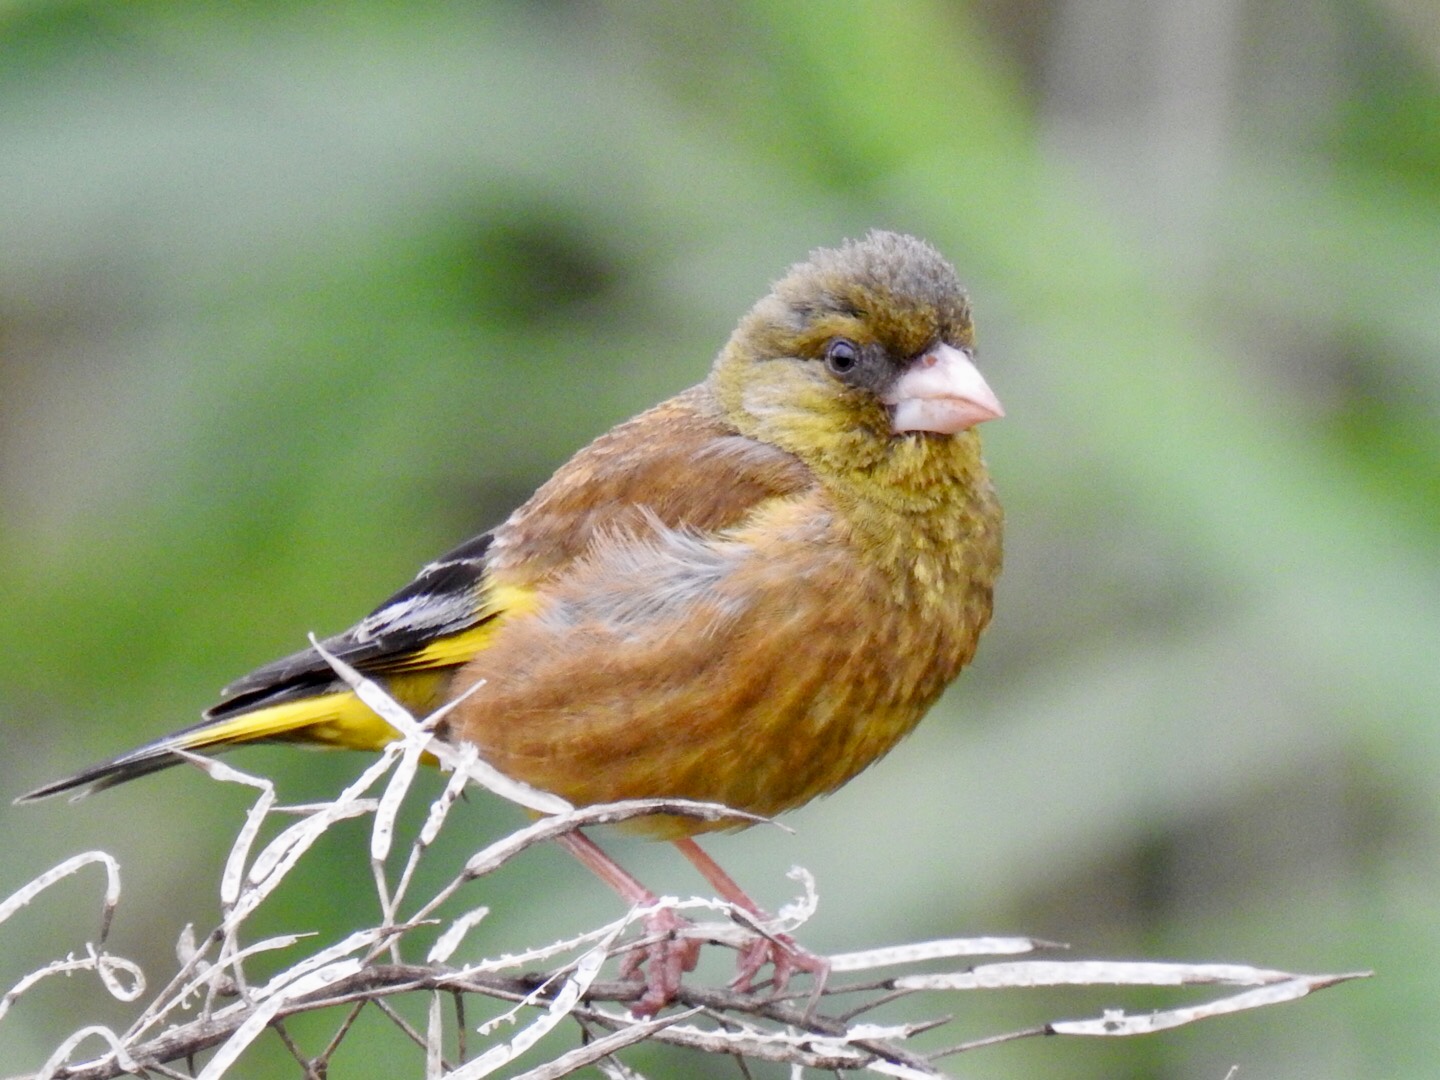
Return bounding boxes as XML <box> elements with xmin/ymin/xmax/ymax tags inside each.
<box><xmin>21</xmin><ymin>230</ymin><xmax>1004</xmax><ymax>1010</ymax></box>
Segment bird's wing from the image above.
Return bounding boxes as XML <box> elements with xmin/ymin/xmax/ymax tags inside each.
<box><xmin>207</xmin><ymin>529</ymin><xmax>500</xmax><ymax>715</ymax></box>
<box><xmin>212</xmin><ymin>385</ymin><xmax>813</xmax><ymax>716</ymax></box>
<box><xmin>483</xmin><ymin>385</ymin><xmax>815</xmax><ymax>583</ymax></box>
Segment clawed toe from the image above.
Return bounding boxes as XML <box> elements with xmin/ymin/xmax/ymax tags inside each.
<box><xmin>618</xmin><ymin>907</ymin><xmax>827</xmax><ymax>1017</ymax></box>
<box><xmin>622</xmin><ymin>905</ymin><xmax>702</xmax><ymax>1017</ymax></box>
<box><xmin>729</xmin><ymin>927</ymin><xmax>829</xmax><ymax>1001</ymax></box>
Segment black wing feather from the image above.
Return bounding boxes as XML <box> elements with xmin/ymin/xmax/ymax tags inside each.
<box><xmin>209</xmin><ymin>531</ymin><xmax>496</xmax><ymax>716</ymax></box>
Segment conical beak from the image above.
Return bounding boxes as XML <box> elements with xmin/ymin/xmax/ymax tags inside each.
<box><xmin>882</xmin><ymin>343</ymin><xmax>1004</xmax><ymax>435</ymax></box>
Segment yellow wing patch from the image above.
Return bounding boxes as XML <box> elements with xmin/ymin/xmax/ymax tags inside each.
<box><xmin>369</xmin><ymin>583</ymin><xmax>538</xmax><ymax>674</ymax></box>
<box><xmin>185</xmin><ymin>585</ymin><xmax>541</xmax><ymax>754</ymax></box>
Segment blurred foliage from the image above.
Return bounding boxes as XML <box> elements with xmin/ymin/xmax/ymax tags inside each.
<box><xmin>1</xmin><ymin>1</ymin><xmax>1437</xmax><ymax>1077</ymax></box>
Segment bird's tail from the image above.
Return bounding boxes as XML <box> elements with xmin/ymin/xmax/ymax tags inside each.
<box><xmin>14</xmin><ymin>690</ymin><xmax>400</xmax><ymax>804</ymax></box>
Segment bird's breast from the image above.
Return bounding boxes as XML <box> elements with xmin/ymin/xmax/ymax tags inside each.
<box><xmin>449</xmin><ymin>484</ymin><xmax>998</xmax><ymax>836</ymax></box>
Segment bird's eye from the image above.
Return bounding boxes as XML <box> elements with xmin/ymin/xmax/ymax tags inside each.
<box><xmin>824</xmin><ymin>338</ymin><xmax>859</xmax><ymax>376</ymax></box>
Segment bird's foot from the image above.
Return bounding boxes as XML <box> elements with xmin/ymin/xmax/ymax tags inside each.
<box><xmin>620</xmin><ymin>905</ymin><xmax>702</xmax><ymax>1017</ymax></box>
<box><xmin>730</xmin><ymin>924</ymin><xmax>830</xmax><ymax>1004</ymax></box>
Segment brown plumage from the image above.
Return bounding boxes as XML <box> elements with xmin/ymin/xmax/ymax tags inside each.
<box><xmin>20</xmin><ymin>230</ymin><xmax>1003</xmax><ymax>1010</ymax></box>
<box><xmin>450</xmin><ymin>232</ymin><xmax>1002</xmax><ymax>832</ymax></box>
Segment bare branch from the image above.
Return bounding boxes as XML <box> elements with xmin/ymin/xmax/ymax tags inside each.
<box><xmin>2</xmin><ymin>675</ymin><xmax>1367</xmax><ymax>1079</ymax></box>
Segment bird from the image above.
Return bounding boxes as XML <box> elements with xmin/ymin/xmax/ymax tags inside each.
<box><xmin>18</xmin><ymin>229</ymin><xmax>1004</xmax><ymax>1013</ymax></box>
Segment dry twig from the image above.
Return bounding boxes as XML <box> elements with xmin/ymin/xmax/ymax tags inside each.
<box><xmin>2</xmin><ymin>661</ymin><xmax>1368</xmax><ymax>1078</ymax></box>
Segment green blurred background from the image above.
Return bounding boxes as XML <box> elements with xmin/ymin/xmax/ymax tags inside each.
<box><xmin>2</xmin><ymin>1</ymin><xmax>1437</xmax><ymax>1076</ymax></box>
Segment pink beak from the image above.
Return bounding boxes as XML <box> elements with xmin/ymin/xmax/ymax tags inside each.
<box><xmin>882</xmin><ymin>343</ymin><xmax>1004</xmax><ymax>435</ymax></box>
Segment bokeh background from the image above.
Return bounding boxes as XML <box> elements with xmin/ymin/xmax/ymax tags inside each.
<box><xmin>2</xmin><ymin>2</ymin><xmax>1437</xmax><ymax>1077</ymax></box>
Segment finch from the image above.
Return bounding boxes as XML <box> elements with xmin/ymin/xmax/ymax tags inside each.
<box><xmin>20</xmin><ymin>229</ymin><xmax>1004</xmax><ymax>1010</ymax></box>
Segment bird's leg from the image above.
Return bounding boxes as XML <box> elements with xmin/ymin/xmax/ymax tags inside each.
<box><xmin>671</xmin><ymin>837</ymin><xmax>830</xmax><ymax>998</ymax></box>
<box><xmin>554</xmin><ymin>830</ymin><xmax>699</xmax><ymax>1016</ymax></box>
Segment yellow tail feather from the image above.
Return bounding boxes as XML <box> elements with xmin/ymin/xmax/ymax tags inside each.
<box><xmin>191</xmin><ymin>692</ymin><xmax>401</xmax><ymax>754</ymax></box>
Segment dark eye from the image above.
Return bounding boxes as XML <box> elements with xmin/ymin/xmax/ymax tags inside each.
<box><xmin>824</xmin><ymin>338</ymin><xmax>859</xmax><ymax>375</ymax></box>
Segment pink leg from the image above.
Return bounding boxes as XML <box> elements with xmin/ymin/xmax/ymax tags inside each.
<box><xmin>556</xmin><ymin>831</ymin><xmax>700</xmax><ymax>1015</ymax></box>
<box><xmin>556</xmin><ymin>830</ymin><xmax>653</xmax><ymax>905</ymax></box>
<box><xmin>672</xmin><ymin>837</ymin><xmax>830</xmax><ymax>996</ymax></box>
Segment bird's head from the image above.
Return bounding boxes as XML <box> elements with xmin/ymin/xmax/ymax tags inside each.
<box><xmin>710</xmin><ymin>231</ymin><xmax>1003</xmax><ymax>471</ymax></box>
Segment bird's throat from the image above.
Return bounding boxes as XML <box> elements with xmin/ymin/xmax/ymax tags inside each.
<box><xmin>827</xmin><ymin>431</ymin><xmax>1002</xmax><ymax>609</ymax></box>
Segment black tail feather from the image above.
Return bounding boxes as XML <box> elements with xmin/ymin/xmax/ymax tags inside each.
<box><xmin>15</xmin><ymin>737</ymin><xmax>211</xmax><ymax>804</ymax></box>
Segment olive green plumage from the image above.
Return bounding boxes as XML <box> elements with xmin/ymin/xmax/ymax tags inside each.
<box><xmin>21</xmin><ymin>230</ymin><xmax>1004</xmax><ymax>844</ymax></box>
